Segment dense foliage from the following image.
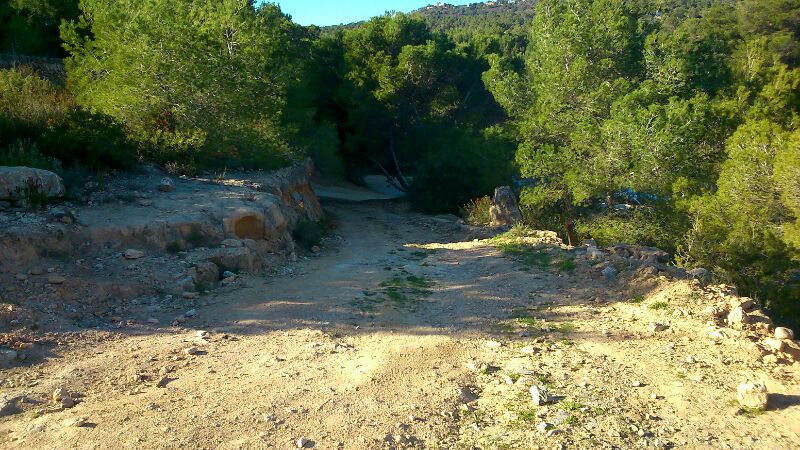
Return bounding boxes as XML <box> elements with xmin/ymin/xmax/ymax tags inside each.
<box><xmin>307</xmin><ymin>14</ymin><xmax>512</xmax><ymax>211</ymax></box>
<box><xmin>62</xmin><ymin>0</ymin><xmax>314</xmax><ymax>171</ymax></box>
<box><xmin>486</xmin><ymin>0</ymin><xmax>800</xmax><ymax>319</ymax></box>
<box><xmin>0</xmin><ymin>0</ymin><xmax>798</xmax><ymax>320</ymax></box>
<box><xmin>0</xmin><ymin>0</ymin><xmax>79</xmax><ymax>56</ymax></box>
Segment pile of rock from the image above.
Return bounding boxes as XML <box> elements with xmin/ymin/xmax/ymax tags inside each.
<box><xmin>701</xmin><ymin>285</ymin><xmax>799</xmax><ymax>364</ymax></box>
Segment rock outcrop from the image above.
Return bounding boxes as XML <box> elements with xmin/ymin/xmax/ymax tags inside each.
<box><xmin>0</xmin><ymin>166</ymin><xmax>64</xmax><ymax>201</ymax></box>
<box><xmin>489</xmin><ymin>186</ymin><xmax>523</xmax><ymax>227</ymax></box>
<box><xmin>0</xmin><ymin>159</ymin><xmax>324</xmax><ymax>307</ymax></box>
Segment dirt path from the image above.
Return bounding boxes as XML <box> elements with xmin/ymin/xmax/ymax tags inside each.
<box><xmin>1</xmin><ymin>200</ymin><xmax>799</xmax><ymax>449</ymax></box>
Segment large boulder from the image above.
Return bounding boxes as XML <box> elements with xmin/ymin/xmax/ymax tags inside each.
<box><xmin>489</xmin><ymin>186</ymin><xmax>523</xmax><ymax>227</ymax></box>
<box><xmin>0</xmin><ymin>166</ymin><xmax>64</xmax><ymax>201</ymax></box>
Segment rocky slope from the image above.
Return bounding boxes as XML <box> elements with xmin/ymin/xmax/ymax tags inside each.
<box><xmin>0</xmin><ymin>160</ymin><xmax>322</xmax><ymax>335</ymax></box>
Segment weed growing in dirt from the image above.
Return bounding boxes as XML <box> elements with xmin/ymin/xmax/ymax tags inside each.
<box><xmin>495</xmin><ymin>242</ymin><xmax>550</xmax><ymax>270</ymax></box>
<box><xmin>352</xmin><ymin>273</ymin><xmax>435</xmax><ymax>311</ymax></box>
<box><xmin>558</xmin><ymin>258</ymin><xmax>576</xmax><ymax>272</ymax></box>
<box><xmin>507</xmin><ymin>372</ymin><xmax>522</xmax><ymax>383</ymax></box>
<box><xmin>630</xmin><ymin>295</ymin><xmax>645</xmax><ymax>303</ymax></box>
<box><xmin>490</xmin><ymin>323</ymin><xmax>517</xmax><ymax>335</ymax></box>
<box><xmin>649</xmin><ymin>301</ymin><xmax>670</xmax><ymax>311</ymax></box>
<box><xmin>553</xmin><ymin>322</ymin><xmax>576</xmax><ymax>333</ymax></box>
<box><xmin>728</xmin><ymin>399</ymin><xmax>765</xmax><ymax>418</ymax></box>
<box><xmin>562</xmin><ymin>400</ymin><xmax>584</xmax><ymax>411</ymax></box>
<box><xmin>516</xmin><ymin>410</ymin><xmax>537</xmax><ymax>423</ymax></box>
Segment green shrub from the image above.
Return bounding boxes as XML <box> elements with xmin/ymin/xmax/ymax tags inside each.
<box><xmin>0</xmin><ymin>139</ymin><xmax>61</xmax><ymax>173</ymax></box>
<box><xmin>408</xmin><ymin>128</ymin><xmax>513</xmax><ymax>214</ymax></box>
<box><xmin>0</xmin><ymin>67</ymin><xmax>73</xmax><ymax>148</ymax></box>
<box><xmin>39</xmin><ymin>110</ymin><xmax>138</xmax><ymax>170</ymax></box>
<box><xmin>574</xmin><ymin>207</ymin><xmax>685</xmax><ymax>254</ymax></box>
<box><xmin>462</xmin><ymin>195</ymin><xmax>493</xmax><ymax>226</ymax></box>
<box><xmin>292</xmin><ymin>218</ymin><xmax>329</xmax><ymax>249</ymax></box>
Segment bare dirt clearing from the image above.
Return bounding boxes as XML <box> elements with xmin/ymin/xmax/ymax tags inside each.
<box><xmin>1</xmin><ymin>199</ymin><xmax>799</xmax><ymax>449</ymax></box>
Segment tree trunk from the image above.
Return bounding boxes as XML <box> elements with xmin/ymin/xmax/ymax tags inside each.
<box><xmin>387</xmin><ymin>135</ymin><xmax>410</xmax><ymax>191</ymax></box>
<box><xmin>560</xmin><ymin>195</ymin><xmax>577</xmax><ymax>247</ymax></box>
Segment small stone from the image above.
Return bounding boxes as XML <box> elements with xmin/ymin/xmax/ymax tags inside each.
<box><xmin>47</xmin><ymin>274</ymin><xmax>66</xmax><ymax>285</ymax></box>
<box><xmin>146</xmin><ymin>318</ymin><xmax>159</xmax><ymax>324</ymax></box>
<box><xmin>730</xmin><ymin>297</ymin><xmax>755</xmax><ymax>311</ymax></box>
<box><xmin>775</xmin><ymin>327</ymin><xmax>794</xmax><ymax>340</ymax></box>
<box><xmin>529</xmin><ymin>385</ymin><xmax>550</xmax><ymax>406</ymax></box>
<box><xmin>184</xmin><ymin>347</ymin><xmax>199</xmax><ymax>355</ymax></box>
<box><xmin>182</xmin><ymin>292</ymin><xmax>199</xmax><ymax>299</ymax></box>
<box><xmin>736</xmin><ymin>381</ymin><xmax>768</xmax><ymax>411</ymax></box>
<box><xmin>52</xmin><ymin>387</ymin><xmax>68</xmax><ymax>403</ymax></box>
<box><xmin>14</xmin><ymin>273</ymin><xmax>28</xmax><ymax>281</ymax></box>
<box><xmin>311</xmin><ymin>245</ymin><xmax>321</xmax><ymax>253</ymax></box>
<box><xmin>648</xmin><ymin>322</ymin><xmax>669</xmax><ymax>333</ymax></box>
<box><xmin>632</xmin><ymin>380</ymin><xmax>643</xmax><ymax>387</ymax></box>
<box><xmin>601</xmin><ymin>266</ymin><xmax>618</xmax><ymax>281</ymax></box>
<box><xmin>184</xmin><ymin>309</ymin><xmax>197</xmax><ymax>317</ymax></box>
<box><xmin>53</xmin><ymin>387</ymin><xmax>75</xmax><ymax>408</ymax></box>
<box><xmin>536</xmin><ymin>422</ymin><xmax>553</xmax><ymax>434</ymax></box>
<box><xmin>296</xmin><ymin>437</ymin><xmax>313</xmax><ymax>448</ymax></box>
<box><xmin>63</xmin><ymin>417</ymin><xmax>88</xmax><ymax>428</ymax></box>
<box><xmin>123</xmin><ymin>249</ymin><xmax>145</xmax><ymax>260</ymax></box>
<box><xmin>727</xmin><ymin>306</ymin><xmax>749</xmax><ymax>329</ymax></box>
<box><xmin>158</xmin><ymin>177</ymin><xmax>174</xmax><ymax>192</ymax></box>
<box><xmin>484</xmin><ymin>340</ymin><xmax>502</xmax><ymax>348</ymax></box>
<box><xmin>763</xmin><ymin>337</ymin><xmax>785</xmax><ymax>353</ymax></box>
<box><xmin>222</xmin><ymin>271</ymin><xmax>235</xmax><ymax>278</ymax></box>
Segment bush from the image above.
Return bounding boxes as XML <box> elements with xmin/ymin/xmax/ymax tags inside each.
<box><xmin>573</xmin><ymin>207</ymin><xmax>685</xmax><ymax>254</ymax></box>
<box><xmin>0</xmin><ymin>139</ymin><xmax>62</xmax><ymax>173</ymax></box>
<box><xmin>0</xmin><ymin>67</ymin><xmax>72</xmax><ymax>148</ymax></box>
<box><xmin>39</xmin><ymin>110</ymin><xmax>138</xmax><ymax>170</ymax></box>
<box><xmin>408</xmin><ymin>127</ymin><xmax>513</xmax><ymax>214</ymax></box>
<box><xmin>292</xmin><ymin>218</ymin><xmax>329</xmax><ymax>249</ymax></box>
<box><xmin>462</xmin><ymin>196</ymin><xmax>493</xmax><ymax>226</ymax></box>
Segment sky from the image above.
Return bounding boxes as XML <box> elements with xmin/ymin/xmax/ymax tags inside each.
<box><xmin>272</xmin><ymin>1</ymin><xmax>475</xmax><ymax>27</ymax></box>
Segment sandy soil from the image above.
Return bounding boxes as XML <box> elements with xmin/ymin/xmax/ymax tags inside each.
<box><xmin>0</xmin><ymin>200</ymin><xmax>798</xmax><ymax>449</ymax></box>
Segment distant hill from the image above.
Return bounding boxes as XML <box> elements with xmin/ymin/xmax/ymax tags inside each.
<box><xmin>322</xmin><ymin>1</ymin><xmax>537</xmax><ymax>56</ymax></box>
<box><xmin>413</xmin><ymin>0</ymin><xmax>537</xmax><ymax>36</ymax></box>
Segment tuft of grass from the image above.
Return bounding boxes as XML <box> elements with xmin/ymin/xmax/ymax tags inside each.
<box><xmin>516</xmin><ymin>410</ymin><xmax>537</xmax><ymax>423</ymax></box>
<box><xmin>462</xmin><ymin>196</ymin><xmax>493</xmax><ymax>226</ymax></box>
<box><xmin>553</xmin><ymin>322</ymin><xmax>576</xmax><ymax>333</ymax></box>
<box><xmin>630</xmin><ymin>295</ymin><xmax>645</xmax><ymax>304</ymax></box>
<box><xmin>728</xmin><ymin>399</ymin><xmax>765</xmax><ymax>417</ymax></box>
<box><xmin>507</xmin><ymin>372</ymin><xmax>522</xmax><ymax>383</ymax></box>
<box><xmin>558</xmin><ymin>258</ymin><xmax>576</xmax><ymax>272</ymax></box>
<box><xmin>496</xmin><ymin>242</ymin><xmax>550</xmax><ymax>270</ymax></box>
<box><xmin>561</xmin><ymin>401</ymin><xmax>584</xmax><ymax>411</ymax></box>
<box><xmin>649</xmin><ymin>301</ymin><xmax>670</xmax><ymax>311</ymax></box>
